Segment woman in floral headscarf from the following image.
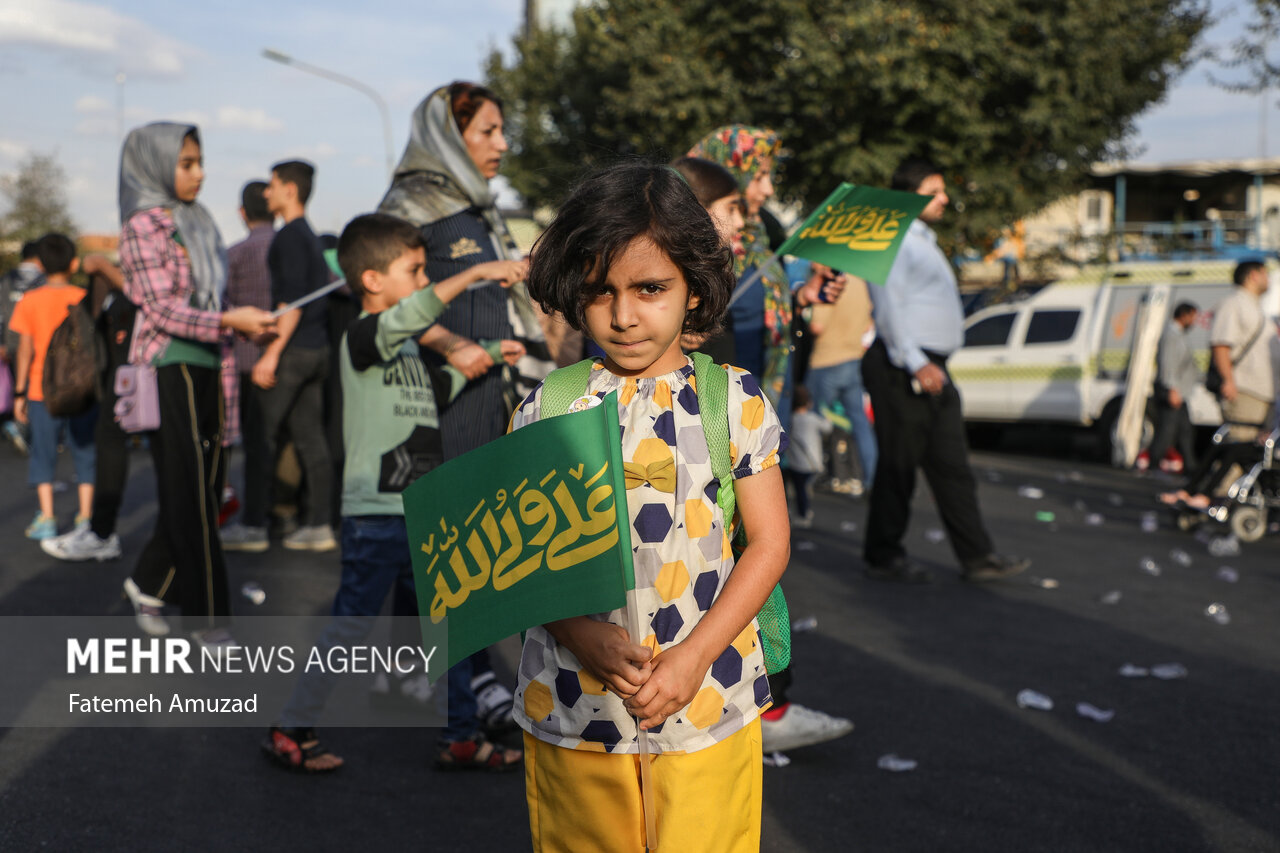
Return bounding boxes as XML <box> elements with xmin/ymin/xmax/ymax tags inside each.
<box><xmin>688</xmin><ymin>126</ymin><xmax>791</xmax><ymax>405</ymax></box>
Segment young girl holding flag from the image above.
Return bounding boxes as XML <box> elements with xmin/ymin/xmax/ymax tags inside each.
<box><xmin>511</xmin><ymin>162</ymin><xmax>789</xmax><ymax>851</ymax></box>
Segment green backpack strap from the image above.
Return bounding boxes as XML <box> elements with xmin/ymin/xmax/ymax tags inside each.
<box><xmin>690</xmin><ymin>352</ymin><xmax>736</xmax><ymax>526</ymax></box>
<box><xmin>690</xmin><ymin>353</ymin><xmax>790</xmax><ymax>674</ymax></box>
<box><xmin>539</xmin><ymin>358</ymin><xmax>597</xmax><ymax>418</ymax></box>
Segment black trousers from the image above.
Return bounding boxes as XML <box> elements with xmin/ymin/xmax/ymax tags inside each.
<box><xmin>90</xmin><ymin>296</ymin><xmax>136</xmax><ymax>539</ymax></box>
<box><xmin>131</xmin><ymin>363</ymin><xmax>230</xmax><ymax>630</ymax></box>
<box><xmin>784</xmin><ymin>469</ymin><xmax>814</xmax><ymax>518</ymax></box>
<box><xmin>1147</xmin><ymin>396</ymin><xmax>1197</xmax><ymax>471</ymax></box>
<box><xmin>237</xmin><ymin>372</ymin><xmax>270</xmax><ymax>527</ymax></box>
<box><xmin>861</xmin><ymin>340</ymin><xmax>993</xmax><ymax>566</ymax></box>
<box><xmin>252</xmin><ymin>345</ymin><xmax>332</xmax><ymax>527</ymax></box>
<box><xmin>89</xmin><ymin>385</ymin><xmax>128</xmax><ymax>539</ymax></box>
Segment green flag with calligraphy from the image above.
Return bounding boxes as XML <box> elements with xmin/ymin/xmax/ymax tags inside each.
<box><xmin>776</xmin><ymin>183</ymin><xmax>931</xmax><ymax>284</ymax></box>
<box><xmin>404</xmin><ymin>392</ymin><xmax>635</xmax><ymax>681</ymax></box>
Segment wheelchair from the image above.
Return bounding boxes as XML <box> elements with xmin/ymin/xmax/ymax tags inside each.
<box><xmin>1207</xmin><ymin>428</ymin><xmax>1280</xmax><ymax>543</ymax></box>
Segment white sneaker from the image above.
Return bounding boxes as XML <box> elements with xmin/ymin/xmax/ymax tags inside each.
<box><xmin>221</xmin><ymin>522</ymin><xmax>269</xmax><ymax>553</ymax></box>
<box><xmin>760</xmin><ymin>703</ymin><xmax>854</xmax><ymax>753</ymax></box>
<box><xmin>3</xmin><ymin>420</ymin><xmax>29</xmax><ymax>455</ymax></box>
<box><xmin>42</xmin><ymin>527</ymin><xmax>122</xmax><ymax>562</ymax></box>
<box><xmin>123</xmin><ymin>577</ymin><xmax>170</xmax><ymax>636</ymax></box>
<box><xmin>191</xmin><ymin>627</ymin><xmax>239</xmax><ymax>663</ymax></box>
<box><xmin>282</xmin><ymin>525</ymin><xmax>337</xmax><ymax>552</ymax></box>
<box><xmin>472</xmin><ymin>670</ymin><xmax>516</xmax><ymax>733</ymax></box>
<box><xmin>370</xmin><ymin>671</ymin><xmax>436</xmax><ymax>712</ymax></box>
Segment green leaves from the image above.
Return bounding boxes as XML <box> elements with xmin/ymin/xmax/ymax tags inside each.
<box><xmin>488</xmin><ymin>0</ymin><xmax>1206</xmax><ymax>247</ymax></box>
<box><xmin>0</xmin><ymin>153</ymin><xmax>77</xmax><ymax>249</ymax></box>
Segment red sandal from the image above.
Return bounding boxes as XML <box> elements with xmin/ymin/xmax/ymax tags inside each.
<box><xmin>435</xmin><ymin>734</ymin><xmax>522</xmax><ymax>772</ymax></box>
<box><xmin>261</xmin><ymin>726</ymin><xmax>344</xmax><ymax>774</ymax></box>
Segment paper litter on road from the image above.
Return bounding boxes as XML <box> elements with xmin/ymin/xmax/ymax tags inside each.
<box><xmin>876</xmin><ymin>754</ymin><xmax>918</xmax><ymax>772</ymax></box>
<box><xmin>1076</xmin><ymin>702</ymin><xmax>1115</xmax><ymax>722</ymax></box>
<box><xmin>1151</xmin><ymin>663</ymin><xmax>1188</xmax><ymax>680</ymax></box>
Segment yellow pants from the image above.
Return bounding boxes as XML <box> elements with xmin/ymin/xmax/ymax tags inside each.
<box><xmin>524</xmin><ymin>718</ymin><xmax>762</xmax><ymax>853</ymax></box>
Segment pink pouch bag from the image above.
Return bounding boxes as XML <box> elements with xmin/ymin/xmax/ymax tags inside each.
<box><xmin>0</xmin><ymin>363</ymin><xmax>11</xmax><ymax>416</ymax></box>
<box><xmin>114</xmin><ymin>363</ymin><xmax>160</xmax><ymax>432</ymax></box>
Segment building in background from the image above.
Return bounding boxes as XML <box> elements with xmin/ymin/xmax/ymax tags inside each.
<box><xmin>1021</xmin><ymin>157</ymin><xmax>1280</xmax><ymax>263</ymax></box>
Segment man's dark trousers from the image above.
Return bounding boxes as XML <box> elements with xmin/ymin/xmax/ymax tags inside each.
<box><xmin>1147</xmin><ymin>393</ymin><xmax>1197</xmax><ymax>472</ymax></box>
<box><xmin>861</xmin><ymin>339</ymin><xmax>993</xmax><ymax>566</ymax></box>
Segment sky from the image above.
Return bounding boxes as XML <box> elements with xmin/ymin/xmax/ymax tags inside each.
<box><xmin>0</xmin><ymin>0</ymin><xmax>1277</xmax><ymax>242</ymax></box>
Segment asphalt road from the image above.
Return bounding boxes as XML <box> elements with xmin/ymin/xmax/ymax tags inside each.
<box><xmin>0</xmin><ymin>430</ymin><xmax>1277</xmax><ymax>853</ymax></box>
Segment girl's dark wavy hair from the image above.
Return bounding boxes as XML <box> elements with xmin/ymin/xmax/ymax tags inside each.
<box><xmin>527</xmin><ymin>162</ymin><xmax>734</xmax><ymax>335</ymax></box>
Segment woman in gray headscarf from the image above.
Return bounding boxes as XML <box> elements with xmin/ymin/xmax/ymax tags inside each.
<box><xmin>117</xmin><ymin>122</ymin><xmax>275</xmax><ymax>647</ymax></box>
<box><xmin>379</xmin><ymin>82</ymin><xmax>555</xmax><ymax>453</ymax></box>
<box><xmin>378</xmin><ymin>82</ymin><xmax>543</xmax><ymax>770</ymax></box>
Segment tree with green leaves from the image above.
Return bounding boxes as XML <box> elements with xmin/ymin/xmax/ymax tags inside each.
<box><xmin>487</xmin><ymin>0</ymin><xmax>1206</xmax><ymax>244</ymax></box>
<box><xmin>1</xmin><ymin>153</ymin><xmax>77</xmax><ymax>250</ymax></box>
<box><xmin>1209</xmin><ymin>0</ymin><xmax>1279</xmax><ymax>98</ymax></box>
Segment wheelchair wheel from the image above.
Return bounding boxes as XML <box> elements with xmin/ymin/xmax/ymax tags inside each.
<box><xmin>1229</xmin><ymin>507</ymin><xmax>1268</xmax><ymax>543</ymax></box>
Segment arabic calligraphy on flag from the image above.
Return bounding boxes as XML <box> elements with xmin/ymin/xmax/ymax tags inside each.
<box><xmin>404</xmin><ymin>392</ymin><xmax>635</xmax><ymax>678</ymax></box>
<box><xmin>775</xmin><ymin>183</ymin><xmax>931</xmax><ymax>284</ymax></box>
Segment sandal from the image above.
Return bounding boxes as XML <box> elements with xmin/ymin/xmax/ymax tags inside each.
<box><xmin>261</xmin><ymin>726</ymin><xmax>344</xmax><ymax>774</ymax></box>
<box><xmin>435</xmin><ymin>734</ymin><xmax>522</xmax><ymax>773</ymax></box>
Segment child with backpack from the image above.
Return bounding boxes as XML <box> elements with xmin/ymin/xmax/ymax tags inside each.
<box><xmin>262</xmin><ymin>212</ymin><xmax>527</xmax><ymax>773</ymax></box>
<box><xmin>512</xmin><ymin>163</ymin><xmax>790</xmax><ymax>851</ymax></box>
<box><xmin>8</xmin><ymin>233</ymin><xmax>97</xmax><ymax>540</ymax></box>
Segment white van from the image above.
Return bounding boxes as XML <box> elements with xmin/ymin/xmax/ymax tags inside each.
<box><xmin>949</xmin><ymin>260</ymin><xmax>1279</xmax><ymax>451</ymax></box>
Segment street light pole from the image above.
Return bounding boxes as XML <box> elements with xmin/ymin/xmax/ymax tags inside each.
<box><xmin>115</xmin><ymin>70</ymin><xmax>126</xmax><ymax>148</ymax></box>
<box><xmin>261</xmin><ymin>48</ymin><xmax>396</xmax><ymax>178</ymax></box>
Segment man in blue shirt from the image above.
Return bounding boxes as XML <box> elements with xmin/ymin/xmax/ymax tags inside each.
<box><xmin>861</xmin><ymin>158</ymin><xmax>1029</xmax><ymax>584</ymax></box>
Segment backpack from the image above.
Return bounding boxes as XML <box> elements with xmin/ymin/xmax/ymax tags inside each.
<box><xmin>541</xmin><ymin>353</ymin><xmax>792</xmax><ymax>674</ymax></box>
<box><xmin>42</xmin><ymin>294</ymin><xmax>98</xmax><ymax>417</ymax></box>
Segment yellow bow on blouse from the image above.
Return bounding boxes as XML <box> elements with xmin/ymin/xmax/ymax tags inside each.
<box><xmin>623</xmin><ymin>457</ymin><xmax>676</xmax><ymax>492</ymax></box>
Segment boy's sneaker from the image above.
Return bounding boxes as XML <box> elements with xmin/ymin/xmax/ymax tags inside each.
<box><xmin>760</xmin><ymin>703</ymin><xmax>854</xmax><ymax>753</ymax></box>
<box><xmin>191</xmin><ymin>627</ymin><xmax>239</xmax><ymax>664</ymax></box>
<box><xmin>221</xmin><ymin>522</ymin><xmax>269</xmax><ymax>553</ymax></box>
<box><xmin>123</xmin><ymin>577</ymin><xmax>170</xmax><ymax>636</ymax></box>
<box><xmin>282</xmin><ymin>525</ymin><xmax>336</xmax><ymax>552</ymax></box>
<box><xmin>472</xmin><ymin>670</ymin><xmax>517</xmax><ymax>735</ymax></box>
<box><xmin>3</xmin><ymin>420</ymin><xmax>29</xmax><ymax>455</ymax></box>
<box><xmin>25</xmin><ymin>512</ymin><xmax>56</xmax><ymax>540</ymax></box>
<box><xmin>191</xmin><ymin>626</ymin><xmax>238</xmax><ymax>649</ymax></box>
<box><xmin>41</xmin><ymin>526</ymin><xmax>122</xmax><ymax>562</ymax></box>
<box><xmin>792</xmin><ymin>511</ymin><xmax>814</xmax><ymax>529</ymax></box>
<box><xmin>370</xmin><ymin>671</ymin><xmax>436</xmax><ymax>713</ymax></box>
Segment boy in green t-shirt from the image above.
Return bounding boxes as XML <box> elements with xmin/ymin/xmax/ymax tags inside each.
<box><xmin>263</xmin><ymin>213</ymin><xmax>525</xmax><ymax>773</ymax></box>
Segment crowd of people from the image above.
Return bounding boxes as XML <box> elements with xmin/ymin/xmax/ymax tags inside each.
<box><xmin>1</xmin><ymin>79</ymin><xmax>1065</xmax><ymax>850</ymax></box>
